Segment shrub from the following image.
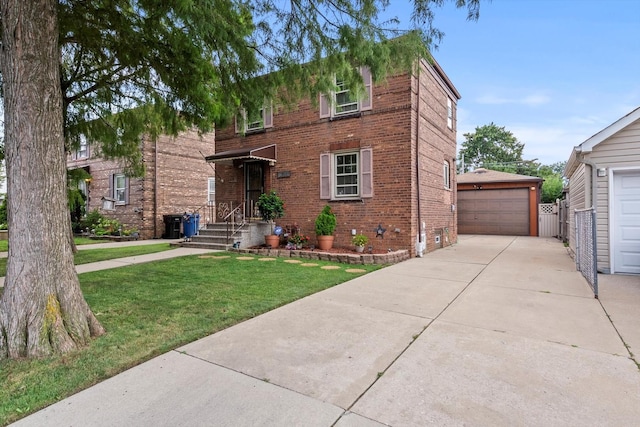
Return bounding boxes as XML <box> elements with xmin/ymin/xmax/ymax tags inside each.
<box><xmin>81</xmin><ymin>209</ymin><xmax>105</xmax><ymax>231</ymax></box>
<box><xmin>315</xmin><ymin>205</ymin><xmax>336</xmax><ymax>236</ymax></box>
<box><xmin>352</xmin><ymin>234</ymin><xmax>368</xmax><ymax>246</ymax></box>
<box><xmin>257</xmin><ymin>191</ymin><xmax>285</xmax><ymax>221</ymax></box>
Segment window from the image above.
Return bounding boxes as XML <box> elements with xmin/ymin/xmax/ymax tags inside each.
<box><xmin>246</xmin><ymin>108</ymin><xmax>265</xmax><ymax>131</ymax></box>
<box><xmin>320</xmin><ymin>67</ymin><xmax>372</xmax><ymax>119</ymax></box>
<box><xmin>444</xmin><ymin>161</ymin><xmax>451</xmax><ymax>190</ymax></box>
<box><xmin>447</xmin><ymin>98</ymin><xmax>453</xmax><ymax>130</ymax></box>
<box><xmin>113</xmin><ymin>173</ymin><xmax>128</xmax><ymax>205</ymax></box>
<box><xmin>320</xmin><ymin>148</ymin><xmax>373</xmax><ymax>200</ymax></box>
<box><xmin>336</xmin><ymin>153</ymin><xmax>359</xmax><ymax>196</ymax></box>
<box><xmin>207</xmin><ymin>177</ymin><xmax>216</xmax><ymax>203</ymax></box>
<box><xmin>72</xmin><ymin>135</ymin><xmax>89</xmax><ymax>159</ymax></box>
<box><xmin>334</xmin><ymin>79</ymin><xmax>359</xmax><ymax>115</ymax></box>
<box><xmin>235</xmin><ymin>102</ymin><xmax>273</xmax><ymax>133</ymax></box>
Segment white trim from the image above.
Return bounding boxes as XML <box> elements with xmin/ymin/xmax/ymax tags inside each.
<box><xmin>334</xmin><ymin>151</ymin><xmax>360</xmax><ymax>198</ymax></box>
<box><xmin>580</xmin><ymin>106</ymin><xmax>640</xmax><ymax>153</ymax></box>
<box><xmin>608</xmin><ymin>165</ymin><xmax>640</xmax><ymax>274</ymax></box>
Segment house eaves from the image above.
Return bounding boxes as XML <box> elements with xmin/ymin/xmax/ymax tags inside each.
<box><xmin>564</xmin><ymin>105</ymin><xmax>640</xmax><ymax>177</ymax></box>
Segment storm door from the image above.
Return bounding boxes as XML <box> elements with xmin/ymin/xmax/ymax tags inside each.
<box><xmin>245</xmin><ymin>162</ymin><xmax>264</xmax><ymax>218</ymax></box>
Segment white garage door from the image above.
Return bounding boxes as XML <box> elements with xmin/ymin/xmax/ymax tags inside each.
<box><xmin>613</xmin><ymin>171</ymin><xmax>640</xmax><ymax>274</ymax></box>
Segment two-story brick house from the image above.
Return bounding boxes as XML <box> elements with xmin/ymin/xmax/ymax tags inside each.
<box><xmin>67</xmin><ymin>130</ymin><xmax>215</xmax><ymax>239</ymax></box>
<box><xmin>207</xmin><ymin>57</ymin><xmax>459</xmax><ymax>256</ymax></box>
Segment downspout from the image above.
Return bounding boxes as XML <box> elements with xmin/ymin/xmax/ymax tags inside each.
<box><xmin>576</xmin><ymin>147</ymin><xmax>597</xmax><ymax>209</ymax></box>
<box><xmin>415</xmin><ymin>68</ymin><xmax>426</xmax><ymax>257</ymax></box>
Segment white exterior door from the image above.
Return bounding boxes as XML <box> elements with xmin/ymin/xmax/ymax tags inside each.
<box><xmin>612</xmin><ymin>171</ymin><xmax>640</xmax><ymax>274</ymax></box>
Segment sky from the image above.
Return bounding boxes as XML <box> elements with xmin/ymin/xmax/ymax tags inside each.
<box><xmin>388</xmin><ymin>0</ymin><xmax>640</xmax><ymax>166</ymax></box>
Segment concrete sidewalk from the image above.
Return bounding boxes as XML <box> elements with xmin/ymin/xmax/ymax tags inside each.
<box><xmin>0</xmin><ymin>238</ymin><xmax>183</xmax><ymax>259</ymax></box>
<box><xmin>0</xmin><ymin>241</ymin><xmax>216</xmax><ymax>287</ymax></box>
<box><xmin>12</xmin><ymin>236</ymin><xmax>640</xmax><ymax>426</ymax></box>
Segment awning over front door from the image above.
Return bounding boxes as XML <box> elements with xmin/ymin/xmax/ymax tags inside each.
<box><xmin>205</xmin><ymin>144</ymin><xmax>277</xmax><ymax>164</ymax></box>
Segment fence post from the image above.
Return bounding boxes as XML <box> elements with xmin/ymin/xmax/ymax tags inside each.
<box><xmin>574</xmin><ymin>207</ymin><xmax>598</xmax><ymax>298</ymax></box>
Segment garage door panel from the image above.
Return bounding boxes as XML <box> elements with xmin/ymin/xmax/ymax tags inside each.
<box><xmin>614</xmin><ymin>171</ymin><xmax>640</xmax><ymax>274</ymax></box>
<box><xmin>458</xmin><ymin>188</ymin><xmax>529</xmax><ymax>236</ymax></box>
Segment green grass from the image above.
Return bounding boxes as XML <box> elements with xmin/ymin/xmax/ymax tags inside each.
<box><xmin>0</xmin><ymin>236</ymin><xmax>128</xmax><ymax>253</ymax></box>
<box><xmin>0</xmin><ymin>254</ymin><xmax>382</xmax><ymax>425</ymax></box>
<box><xmin>74</xmin><ymin>236</ymin><xmax>114</xmax><ymax>245</ymax></box>
<box><xmin>0</xmin><ymin>243</ymin><xmax>172</xmax><ymax>277</ymax></box>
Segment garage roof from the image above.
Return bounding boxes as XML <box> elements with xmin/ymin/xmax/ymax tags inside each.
<box><xmin>457</xmin><ymin>168</ymin><xmax>543</xmax><ymax>184</ymax></box>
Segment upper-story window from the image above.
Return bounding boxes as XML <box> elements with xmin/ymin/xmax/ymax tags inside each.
<box><xmin>334</xmin><ymin>79</ymin><xmax>359</xmax><ymax>115</ymax></box>
<box><xmin>236</xmin><ymin>102</ymin><xmax>273</xmax><ymax>133</ymax></box>
<box><xmin>72</xmin><ymin>135</ymin><xmax>89</xmax><ymax>159</ymax></box>
<box><xmin>447</xmin><ymin>98</ymin><xmax>453</xmax><ymax>130</ymax></box>
<box><xmin>320</xmin><ymin>67</ymin><xmax>372</xmax><ymax>119</ymax></box>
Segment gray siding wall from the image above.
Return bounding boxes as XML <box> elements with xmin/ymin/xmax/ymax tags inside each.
<box><xmin>579</xmin><ymin>118</ymin><xmax>640</xmax><ymax>272</ymax></box>
<box><xmin>567</xmin><ymin>163</ymin><xmax>586</xmax><ymax>258</ymax></box>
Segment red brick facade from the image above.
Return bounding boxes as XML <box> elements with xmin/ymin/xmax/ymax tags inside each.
<box><xmin>67</xmin><ymin>130</ymin><xmax>215</xmax><ymax>239</ymax></box>
<box><xmin>211</xmin><ymin>58</ymin><xmax>459</xmax><ymax>256</ymax></box>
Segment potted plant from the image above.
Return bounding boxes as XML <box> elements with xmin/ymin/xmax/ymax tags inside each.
<box><xmin>288</xmin><ymin>233</ymin><xmax>309</xmax><ymax>249</ymax></box>
<box><xmin>315</xmin><ymin>205</ymin><xmax>336</xmax><ymax>250</ymax></box>
<box><xmin>257</xmin><ymin>191</ymin><xmax>285</xmax><ymax>248</ymax></box>
<box><xmin>352</xmin><ymin>233</ymin><xmax>368</xmax><ymax>253</ymax></box>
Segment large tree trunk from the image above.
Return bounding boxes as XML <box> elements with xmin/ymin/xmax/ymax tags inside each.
<box><xmin>0</xmin><ymin>0</ymin><xmax>105</xmax><ymax>359</ymax></box>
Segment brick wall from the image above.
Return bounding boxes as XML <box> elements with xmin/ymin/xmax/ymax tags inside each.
<box><xmin>67</xmin><ymin>129</ymin><xmax>215</xmax><ymax>239</ymax></box>
<box><xmin>214</xmin><ymin>60</ymin><xmax>459</xmax><ymax>256</ymax></box>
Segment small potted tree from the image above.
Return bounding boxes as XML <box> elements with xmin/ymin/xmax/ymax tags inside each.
<box><xmin>257</xmin><ymin>191</ymin><xmax>285</xmax><ymax>248</ymax></box>
<box><xmin>315</xmin><ymin>205</ymin><xmax>336</xmax><ymax>250</ymax></box>
<box><xmin>352</xmin><ymin>233</ymin><xmax>368</xmax><ymax>253</ymax></box>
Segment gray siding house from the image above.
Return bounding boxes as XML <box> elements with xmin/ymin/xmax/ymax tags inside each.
<box><xmin>564</xmin><ymin>106</ymin><xmax>640</xmax><ymax>274</ymax></box>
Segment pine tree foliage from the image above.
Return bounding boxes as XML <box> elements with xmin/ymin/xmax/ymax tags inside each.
<box><xmin>5</xmin><ymin>0</ymin><xmax>482</xmax><ymax>176</ymax></box>
<box><xmin>0</xmin><ymin>0</ymin><xmax>483</xmax><ymax>360</ymax></box>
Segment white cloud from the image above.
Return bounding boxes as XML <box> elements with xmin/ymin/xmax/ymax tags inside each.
<box><xmin>475</xmin><ymin>94</ymin><xmax>511</xmax><ymax>105</ymax></box>
<box><xmin>521</xmin><ymin>94</ymin><xmax>551</xmax><ymax>106</ymax></box>
<box><xmin>474</xmin><ymin>91</ymin><xmax>551</xmax><ymax>106</ymax></box>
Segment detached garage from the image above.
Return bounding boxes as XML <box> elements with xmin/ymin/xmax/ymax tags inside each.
<box><xmin>457</xmin><ymin>168</ymin><xmax>542</xmax><ymax>236</ymax></box>
<box><xmin>564</xmin><ymin>106</ymin><xmax>640</xmax><ymax>274</ymax></box>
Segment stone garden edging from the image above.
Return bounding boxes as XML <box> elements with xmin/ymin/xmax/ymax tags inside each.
<box><xmin>231</xmin><ymin>247</ymin><xmax>410</xmax><ymax>265</ymax></box>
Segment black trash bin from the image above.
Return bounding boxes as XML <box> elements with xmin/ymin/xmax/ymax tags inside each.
<box><xmin>163</xmin><ymin>215</ymin><xmax>182</xmax><ymax>239</ymax></box>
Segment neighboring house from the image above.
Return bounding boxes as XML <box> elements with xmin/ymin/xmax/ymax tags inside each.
<box><xmin>67</xmin><ymin>130</ymin><xmax>215</xmax><ymax>239</ymax></box>
<box><xmin>207</xmin><ymin>58</ymin><xmax>460</xmax><ymax>256</ymax></box>
<box><xmin>564</xmin><ymin>106</ymin><xmax>640</xmax><ymax>274</ymax></box>
<box><xmin>457</xmin><ymin>168</ymin><xmax>542</xmax><ymax>236</ymax></box>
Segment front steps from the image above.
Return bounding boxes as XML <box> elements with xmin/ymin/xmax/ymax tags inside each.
<box><xmin>178</xmin><ymin>222</ymin><xmax>250</xmax><ymax>251</ymax></box>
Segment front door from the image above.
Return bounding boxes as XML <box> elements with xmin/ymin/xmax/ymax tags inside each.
<box><xmin>245</xmin><ymin>162</ymin><xmax>264</xmax><ymax>218</ymax></box>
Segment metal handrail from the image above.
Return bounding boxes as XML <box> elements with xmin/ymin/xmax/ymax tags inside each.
<box><xmin>219</xmin><ymin>202</ymin><xmax>247</xmax><ymax>243</ymax></box>
<box><xmin>192</xmin><ymin>200</ymin><xmax>216</xmax><ymax>227</ymax></box>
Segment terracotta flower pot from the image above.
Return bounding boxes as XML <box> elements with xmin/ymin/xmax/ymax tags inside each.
<box><xmin>316</xmin><ymin>235</ymin><xmax>334</xmax><ymax>251</ymax></box>
<box><xmin>264</xmin><ymin>234</ymin><xmax>280</xmax><ymax>248</ymax></box>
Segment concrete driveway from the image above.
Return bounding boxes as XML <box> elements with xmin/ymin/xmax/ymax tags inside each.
<box><xmin>13</xmin><ymin>236</ymin><xmax>640</xmax><ymax>426</ymax></box>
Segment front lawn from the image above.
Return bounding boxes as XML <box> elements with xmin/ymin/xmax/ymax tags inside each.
<box><xmin>0</xmin><ymin>254</ymin><xmax>382</xmax><ymax>425</ymax></box>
